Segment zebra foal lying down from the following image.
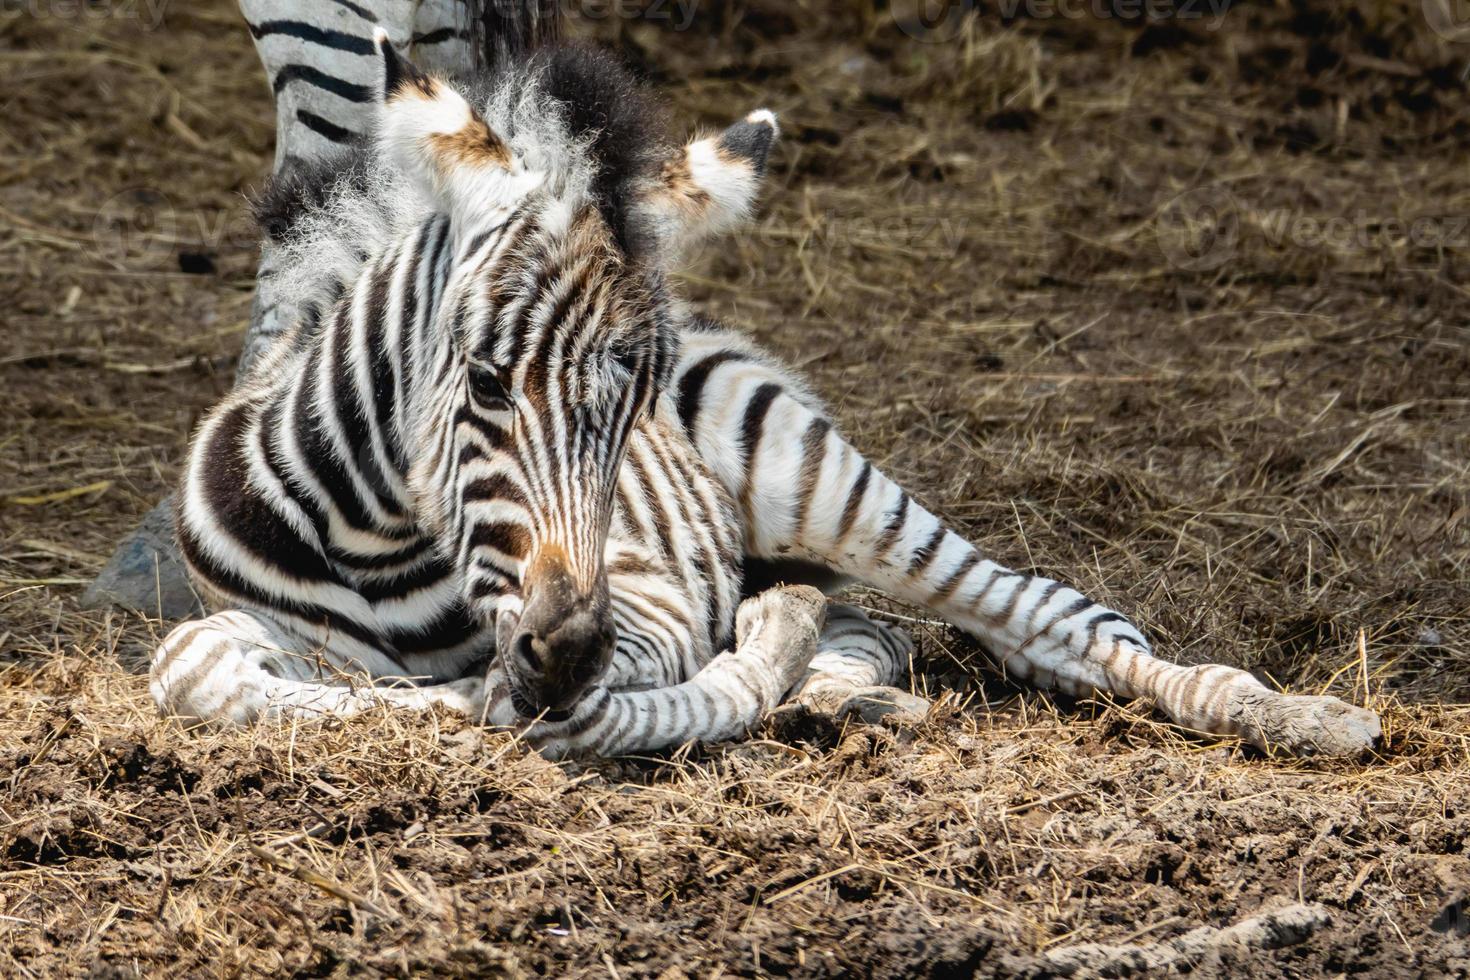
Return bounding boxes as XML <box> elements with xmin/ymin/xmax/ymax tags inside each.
<box><xmin>151</xmin><ymin>10</ymin><xmax>1381</xmax><ymax>759</ymax></box>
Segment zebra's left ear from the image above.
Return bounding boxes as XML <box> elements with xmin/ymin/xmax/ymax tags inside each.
<box><xmin>373</xmin><ymin>30</ymin><xmax>539</xmax><ymax>220</ymax></box>
<box><xmin>638</xmin><ymin>109</ymin><xmax>779</xmax><ymax>260</ymax></box>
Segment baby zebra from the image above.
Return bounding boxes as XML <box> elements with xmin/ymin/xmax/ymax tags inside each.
<box><xmin>152</xmin><ymin>27</ymin><xmax>1381</xmax><ymax>759</ymax></box>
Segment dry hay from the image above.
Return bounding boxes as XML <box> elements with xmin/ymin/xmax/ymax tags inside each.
<box><xmin>2</xmin><ymin>0</ymin><xmax>1469</xmax><ymax>975</ymax></box>
<box><xmin>5</xmin><ymin>641</ymin><xmax>1470</xmax><ymax>977</ymax></box>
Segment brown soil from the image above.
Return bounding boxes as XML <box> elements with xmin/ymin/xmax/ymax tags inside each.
<box><xmin>2</xmin><ymin>0</ymin><xmax>1469</xmax><ymax>976</ymax></box>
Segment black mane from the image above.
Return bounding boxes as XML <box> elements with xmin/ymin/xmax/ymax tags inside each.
<box><xmin>249</xmin><ymin>148</ymin><xmax>371</xmax><ymax>246</ymax></box>
<box><xmin>526</xmin><ymin>44</ymin><xmax>669</xmax><ymax>254</ymax></box>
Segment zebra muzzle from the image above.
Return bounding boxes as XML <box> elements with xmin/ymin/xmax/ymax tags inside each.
<box><xmin>504</xmin><ymin>559</ymin><xmax>616</xmax><ymax>716</ymax></box>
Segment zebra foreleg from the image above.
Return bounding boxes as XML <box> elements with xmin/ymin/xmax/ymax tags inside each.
<box><xmin>512</xmin><ymin>585</ymin><xmax>826</xmax><ymax>758</ymax></box>
<box><xmin>152</xmin><ymin>610</ymin><xmax>489</xmax><ymax>727</ymax></box>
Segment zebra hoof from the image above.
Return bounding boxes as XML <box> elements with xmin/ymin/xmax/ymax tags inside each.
<box><xmin>1235</xmin><ymin>693</ymin><xmax>1382</xmax><ymax>758</ymax></box>
<box><xmin>735</xmin><ymin>585</ymin><xmax>826</xmax><ymax>694</ymax></box>
<box><xmin>836</xmin><ymin>685</ymin><xmax>931</xmax><ymax>725</ymax></box>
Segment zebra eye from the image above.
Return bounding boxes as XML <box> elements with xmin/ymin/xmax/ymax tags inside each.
<box><xmin>608</xmin><ymin>342</ymin><xmax>640</xmax><ymax>378</ymax></box>
<box><xmin>467</xmin><ymin>362</ymin><xmax>511</xmax><ymax>408</ymax></box>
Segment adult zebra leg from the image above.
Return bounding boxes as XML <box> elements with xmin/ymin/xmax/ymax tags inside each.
<box><xmin>675</xmin><ymin>347</ymin><xmax>1380</xmax><ymax>757</ymax></box>
<box><xmin>510</xmin><ymin>585</ymin><xmax>826</xmax><ymax>759</ymax></box>
<box><xmin>152</xmin><ymin>610</ymin><xmax>488</xmax><ymax>727</ymax></box>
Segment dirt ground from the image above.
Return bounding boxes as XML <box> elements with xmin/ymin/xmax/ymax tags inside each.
<box><xmin>3</xmin><ymin>0</ymin><xmax>1469</xmax><ymax>975</ymax></box>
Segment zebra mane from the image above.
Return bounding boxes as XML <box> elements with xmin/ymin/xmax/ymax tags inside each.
<box><xmin>252</xmin><ymin>43</ymin><xmax>671</xmax><ymax>338</ymax></box>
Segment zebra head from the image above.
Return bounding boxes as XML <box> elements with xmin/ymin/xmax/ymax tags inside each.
<box><xmin>373</xmin><ymin>35</ymin><xmax>778</xmax><ymax>715</ymax></box>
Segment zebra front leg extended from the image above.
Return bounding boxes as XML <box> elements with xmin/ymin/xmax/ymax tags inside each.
<box><xmin>153</xmin><ymin>585</ymin><xmax>823</xmax><ymax>755</ymax></box>
<box><xmin>679</xmin><ymin>352</ymin><xmax>1380</xmax><ymax>757</ymax></box>
<box><xmin>152</xmin><ymin>610</ymin><xmax>489</xmax><ymax>727</ymax></box>
<box><xmin>503</xmin><ymin>585</ymin><xmax>826</xmax><ymax>759</ymax></box>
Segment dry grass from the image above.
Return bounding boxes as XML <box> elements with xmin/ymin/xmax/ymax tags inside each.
<box><xmin>3</xmin><ymin>0</ymin><xmax>1470</xmax><ymax>975</ymax></box>
<box><xmin>5</xmin><ymin>643</ymin><xmax>1469</xmax><ymax>976</ymax></box>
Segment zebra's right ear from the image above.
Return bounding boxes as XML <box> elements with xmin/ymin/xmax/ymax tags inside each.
<box><xmin>372</xmin><ymin>30</ymin><xmax>539</xmax><ymax>220</ymax></box>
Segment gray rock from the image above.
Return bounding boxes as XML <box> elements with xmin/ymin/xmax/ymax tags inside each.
<box><xmin>80</xmin><ymin>496</ymin><xmax>202</xmax><ymax>620</ymax></box>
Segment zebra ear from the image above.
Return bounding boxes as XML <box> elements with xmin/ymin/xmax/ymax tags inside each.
<box><xmin>372</xmin><ymin>30</ymin><xmax>536</xmax><ymax>218</ymax></box>
<box><xmin>638</xmin><ymin>109</ymin><xmax>779</xmax><ymax>259</ymax></box>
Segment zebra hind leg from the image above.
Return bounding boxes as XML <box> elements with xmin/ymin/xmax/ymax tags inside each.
<box><xmin>788</xmin><ymin>603</ymin><xmax>930</xmax><ymax>723</ymax></box>
<box><xmin>1089</xmin><ymin>642</ymin><xmax>1382</xmax><ymax>758</ymax></box>
<box><xmin>151</xmin><ymin>610</ymin><xmax>488</xmax><ymax>727</ymax></box>
<box><xmin>674</xmin><ymin>345</ymin><xmax>1379</xmax><ymax>756</ymax></box>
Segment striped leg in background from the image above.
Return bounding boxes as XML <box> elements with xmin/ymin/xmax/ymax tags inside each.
<box><xmin>676</xmin><ymin>340</ymin><xmax>1381</xmax><ymax>757</ymax></box>
<box><xmin>240</xmin><ymin>0</ymin><xmax>468</xmax><ymax>167</ymax></box>
<box><xmin>234</xmin><ymin>0</ymin><xmax>468</xmax><ymax>379</ymax></box>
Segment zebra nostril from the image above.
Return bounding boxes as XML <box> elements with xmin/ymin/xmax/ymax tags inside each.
<box><xmin>514</xmin><ymin>632</ymin><xmax>543</xmax><ymax>672</ymax></box>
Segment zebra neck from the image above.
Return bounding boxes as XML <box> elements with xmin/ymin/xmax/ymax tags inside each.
<box><xmin>266</xmin><ymin>243</ymin><xmax>450</xmax><ymax>557</ymax></box>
